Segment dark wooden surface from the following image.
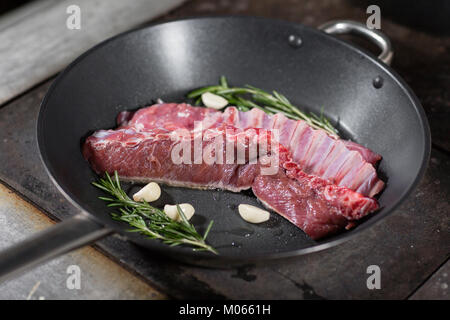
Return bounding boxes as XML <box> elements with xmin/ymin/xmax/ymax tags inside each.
<box><xmin>0</xmin><ymin>0</ymin><xmax>448</xmax><ymax>299</ymax></box>
<box><xmin>0</xmin><ymin>183</ymin><xmax>165</xmax><ymax>300</ymax></box>
<box><xmin>410</xmin><ymin>260</ymin><xmax>449</xmax><ymax>300</ymax></box>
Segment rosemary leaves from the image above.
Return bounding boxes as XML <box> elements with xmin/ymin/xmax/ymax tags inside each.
<box><xmin>187</xmin><ymin>76</ymin><xmax>338</xmax><ymax>136</ymax></box>
<box><xmin>92</xmin><ymin>172</ymin><xmax>217</xmax><ymax>254</ymax></box>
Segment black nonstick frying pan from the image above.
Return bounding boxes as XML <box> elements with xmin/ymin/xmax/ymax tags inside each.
<box><xmin>0</xmin><ymin>17</ymin><xmax>430</xmax><ymax>280</ymax></box>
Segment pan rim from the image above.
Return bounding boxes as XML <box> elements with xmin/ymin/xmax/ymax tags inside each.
<box><xmin>37</xmin><ymin>15</ymin><xmax>431</xmax><ymax>263</ymax></box>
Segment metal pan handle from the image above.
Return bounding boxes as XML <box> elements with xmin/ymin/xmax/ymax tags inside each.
<box><xmin>0</xmin><ymin>212</ymin><xmax>111</xmax><ymax>282</ymax></box>
<box><xmin>318</xmin><ymin>20</ymin><xmax>394</xmax><ymax>65</ymax></box>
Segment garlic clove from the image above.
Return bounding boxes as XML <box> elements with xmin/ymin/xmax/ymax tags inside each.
<box><xmin>238</xmin><ymin>204</ymin><xmax>270</xmax><ymax>224</ymax></box>
<box><xmin>164</xmin><ymin>203</ymin><xmax>195</xmax><ymax>222</ymax></box>
<box><xmin>133</xmin><ymin>182</ymin><xmax>161</xmax><ymax>202</ymax></box>
<box><xmin>201</xmin><ymin>92</ymin><xmax>228</xmax><ymax>110</ymax></box>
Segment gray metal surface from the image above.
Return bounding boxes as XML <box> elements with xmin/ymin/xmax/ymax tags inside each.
<box><xmin>318</xmin><ymin>20</ymin><xmax>393</xmax><ymax>64</ymax></box>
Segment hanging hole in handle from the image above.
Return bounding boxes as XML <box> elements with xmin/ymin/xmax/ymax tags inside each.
<box><xmin>318</xmin><ymin>20</ymin><xmax>394</xmax><ymax>65</ymax></box>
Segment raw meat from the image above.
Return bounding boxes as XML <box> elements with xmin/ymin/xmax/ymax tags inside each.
<box><xmin>83</xmin><ymin>124</ymin><xmax>379</xmax><ymax>239</ymax></box>
<box><xmin>117</xmin><ymin>103</ymin><xmax>384</xmax><ymax>197</ymax></box>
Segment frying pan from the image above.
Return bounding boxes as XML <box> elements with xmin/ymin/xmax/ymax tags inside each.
<box><xmin>0</xmin><ymin>17</ymin><xmax>430</xmax><ymax>280</ymax></box>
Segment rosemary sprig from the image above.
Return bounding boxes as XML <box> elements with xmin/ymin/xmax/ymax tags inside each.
<box><xmin>92</xmin><ymin>171</ymin><xmax>217</xmax><ymax>254</ymax></box>
<box><xmin>187</xmin><ymin>76</ymin><xmax>338</xmax><ymax>137</ymax></box>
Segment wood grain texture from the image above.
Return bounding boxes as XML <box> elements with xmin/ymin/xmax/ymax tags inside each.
<box><xmin>0</xmin><ymin>182</ymin><xmax>166</xmax><ymax>300</ymax></box>
<box><xmin>0</xmin><ymin>79</ymin><xmax>448</xmax><ymax>299</ymax></box>
<box><xmin>0</xmin><ymin>0</ymin><xmax>185</xmax><ymax>106</ymax></box>
<box><xmin>410</xmin><ymin>260</ymin><xmax>449</xmax><ymax>300</ymax></box>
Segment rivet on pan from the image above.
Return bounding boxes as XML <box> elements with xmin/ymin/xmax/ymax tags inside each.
<box><xmin>288</xmin><ymin>34</ymin><xmax>302</xmax><ymax>48</ymax></box>
<box><xmin>231</xmin><ymin>241</ymin><xmax>242</xmax><ymax>248</ymax></box>
<box><xmin>373</xmin><ymin>76</ymin><xmax>384</xmax><ymax>89</ymax></box>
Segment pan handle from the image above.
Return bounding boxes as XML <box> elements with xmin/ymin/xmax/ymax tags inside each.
<box><xmin>318</xmin><ymin>20</ymin><xmax>394</xmax><ymax>65</ymax></box>
<box><xmin>0</xmin><ymin>212</ymin><xmax>111</xmax><ymax>282</ymax></box>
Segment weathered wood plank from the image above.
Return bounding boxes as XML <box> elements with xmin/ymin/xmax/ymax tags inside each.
<box><xmin>0</xmin><ymin>0</ymin><xmax>56</xmax><ymax>32</ymax></box>
<box><xmin>0</xmin><ymin>0</ymin><xmax>185</xmax><ymax>105</ymax></box>
<box><xmin>410</xmin><ymin>260</ymin><xmax>449</xmax><ymax>300</ymax></box>
<box><xmin>0</xmin><ymin>181</ymin><xmax>166</xmax><ymax>300</ymax></box>
<box><xmin>0</xmin><ymin>79</ymin><xmax>448</xmax><ymax>299</ymax></box>
<box><xmin>0</xmin><ymin>79</ymin><xmax>228</xmax><ymax>299</ymax></box>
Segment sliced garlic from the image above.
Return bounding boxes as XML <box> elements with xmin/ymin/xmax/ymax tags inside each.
<box><xmin>238</xmin><ymin>204</ymin><xmax>270</xmax><ymax>224</ymax></box>
<box><xmin>201</xmin><ymin>92</ymin><xmax>228</xmax><ymax>109</ymax></box>
<box><xmin>164</xmin><ymin>203</ymin><xmax>195</xmax><ymax>221</ymax></box>
<box><xmin>133</xmin><ymin>182</ymin><xmax>161</xmax><ymax>202</ymax></box>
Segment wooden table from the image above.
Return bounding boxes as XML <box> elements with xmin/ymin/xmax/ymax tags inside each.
<box><xmin>0</xmin><ymin>0</ymin><xmax>448</xmax><ymax>299</ymax></box>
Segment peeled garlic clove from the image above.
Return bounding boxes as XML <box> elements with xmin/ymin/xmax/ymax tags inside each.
<box><xmin>133</xmin><ymin>182</ymin><xmax>161</xmax><ymax>202</ymax></box>
<box><xmin>201</xmin><ymin>92</ymin><xmax>228</xmax><ymax>110</ymax></box>
<box><xmin>163</xmin><ymin>205</ymin><xmax>178</xmax><ymax>221</ymax></box>
<box><xmin>164</xmin><ymin>203</ymin><xmax>195</xmax><ymax>222</ymax></box>
<box><xmin>238</xmin><ymin>204</ymin><xmax>270</xmax><ymax>223</ymax></box>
